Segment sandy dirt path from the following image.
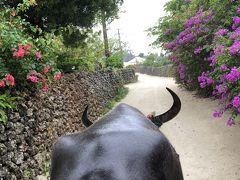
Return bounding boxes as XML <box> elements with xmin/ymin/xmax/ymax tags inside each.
<box><xmin>120</xmin><ymin>73</ymin><xmax>240</xmax><ymax>180</ymax></box>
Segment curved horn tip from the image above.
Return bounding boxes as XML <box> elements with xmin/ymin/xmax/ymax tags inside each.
<box><xmin>166</xmin><ymin>88</ymin><xmax>180</xmax><ymax>100</ymax></box>
<box><xmin>82</xmin><ymin>105</ymin><xmax>93</xmax><ymax>128</ymax></box>
<box><xmin>166</xmin><ymin>87</ymin><xmax>173</xmax><ymax>93</ymax></box>
<box><xmin>151</xmin><ymin>87</ymin><xmax>181</xmax><ymax>127</ymax></box>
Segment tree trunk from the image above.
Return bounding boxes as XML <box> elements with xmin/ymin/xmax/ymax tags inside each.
<box><xmin>101</xmin><ymin>11</ymin><xmax>110</xmax><ymax>58</ymax></box>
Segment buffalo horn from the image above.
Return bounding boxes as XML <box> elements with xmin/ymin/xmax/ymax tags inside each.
<box><xmin>150</xmin><ymin>88</ymin><xmax>181</xmax><ymax>127</ymax></box>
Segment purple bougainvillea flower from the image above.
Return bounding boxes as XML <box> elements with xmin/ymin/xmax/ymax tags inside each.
<box><xmin>215</xmin><ymin>84</ymin><xmax>228</xmax><ymax>94</ymax></box>
<box><xmin>214</xmin><ymin>28</ymin><xmax>228</xmax><ymax>36</ymax></box>
<box><xmin>220</xmin><ymin>64</ymin><xmax>229</xmax><ymax>71</ymax></box>
<box><xmin>214</xmin><ymin>45</ymin><xmax>225</xmax><ymax>55</ymax></box>
<box><xmin>226</xmin><ymin>117</ymin><xmax>235</xmax><ymax>126</ymax></box>
<box><xmin>233</xmin><ymin>16</ymin><xmax>240</xmax><ymax>24</ymax></box>
<box><xmin>237</xmin><ymin>7</ymin><xmax>240</xmax><ymax>13</ymax></box>
<box><xmin>229</xmin><ymin>39</ymin><xmax>240</xmax><ymax>55</ymax></box>
<box><xmin>225</xmin><ymin>67</ymin><xmax>240</xmax><ymax>81</ymax></box>
<box><xmin>213</xmin><ymin>110</ymin><xmax>222</xmax><ymax>118</ymax></box>
<box><xmin>178</xmin><ymin>63</ymin><xmax>186</xmax><ymax>80</ymax></box>
<box><xmin>232</xmin><ymin>96</ymin><xmax>240</xmax><ymax>107</ymax></box>
<box><xmin>194</xmin><ymin>46</ymin><xmax>202</xmax><ymax>54</ymax></box>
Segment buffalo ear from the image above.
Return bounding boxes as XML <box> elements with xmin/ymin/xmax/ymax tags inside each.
<box><xmin>151</xmin><ymin>87</ymin><xmax>181</xmax><ymax>127</ymax></box>
<box><xmin>82</xmin><ymin>105</ymin><xmax>93</xmax><ymax>128</ymax></box>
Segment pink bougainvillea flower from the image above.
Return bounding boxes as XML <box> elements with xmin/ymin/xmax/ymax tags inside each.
<box><xmin>5</xmin><ymin>74</ymin><xmax>15</xmax><ymax>86</ymax></box>
<box><xmin>43</xmin><ymin>64</ymin><xmax>51</xmax><ymax>74</ymax></box>
<box><xmin>53</xmin><ymin>72</ymin><xmax>62</xmax><ymax>81</ymax></box>
<box><xmin>36</xmin><ymin>51</ymin><xmax>41</xmax><ymax>60</ymax></box>
<box><xmin>41</xmin><ymin>83</ymin><xmax>49</xmax><ymax>92</ymax></box>
<box><xmin>27</xmin><ymin>75</ymin><xmax>38</xmax><ymax>83</ymax></box>
<box><xmin>0</xmin><ymin>80</ymin><xmax>6</xmax><ymax>87</ymax></box>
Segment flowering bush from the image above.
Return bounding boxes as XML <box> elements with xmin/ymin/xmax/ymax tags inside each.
<box><xmin>149</xmin><ymin>0</ymin><xmax>240</xmax><ymax>125</ymax></box>
<box><xmin>0</xmin><ymin>6</ymin><xmax>61</xmax><ymax>92</ymax></box>
<box><xmin>200</xmin><ymin>12</ymin><xmax>240</xmax><ymax>125</ymax></box>
<box><xmin>0</xmin><ymin>3</ymin><xmax>61</xmax><ymax>122</ymax></box>
<box><xmin>163</xmin><ymin>7</ymin><xmax>215</xmax><ymax>92</ymax></box>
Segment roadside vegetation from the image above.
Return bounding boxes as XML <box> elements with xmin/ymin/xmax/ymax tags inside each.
<box><xmin>148</xmin><ymin>0</ymin><xmax>240</xmax><ymax>125</ymax></box>
<box><xmin>101</xmin><ymin>87</ymin><xmax>129</xmax><ymax>116</ymax></box>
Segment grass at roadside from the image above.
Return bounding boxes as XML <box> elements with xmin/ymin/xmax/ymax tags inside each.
<box><xmin>101</xmin><ymin>86</ymin><xmax>129</xmax><ymax>115</ymax></box>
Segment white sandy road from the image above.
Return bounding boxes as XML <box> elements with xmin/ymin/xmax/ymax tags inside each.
<box><xmin>119</xmin><ymin>73</ymin><xmax>240</xmax><ymax>180</ymax></box>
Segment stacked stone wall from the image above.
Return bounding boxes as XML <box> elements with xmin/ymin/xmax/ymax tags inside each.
<box><xmin>0</xmin><ymin>68</ymin><xmax>136</xmax><ymax>179</ymax></box>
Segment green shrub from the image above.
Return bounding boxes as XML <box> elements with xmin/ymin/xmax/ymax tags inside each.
<box><xmin>0</xmin><ymin>94</ymin><xmax>19</xmax><ymax>122</ymax></box>
<box><xmin>106</xmin><ymin>52</ymin><xmax>123</xmax><ymax>69</ymax></box>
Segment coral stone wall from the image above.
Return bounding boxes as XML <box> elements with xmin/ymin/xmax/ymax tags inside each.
<box><xmin>0</xmin><ymin>68</ymin><xmax>136</xmax><ymax>180</ymax></box>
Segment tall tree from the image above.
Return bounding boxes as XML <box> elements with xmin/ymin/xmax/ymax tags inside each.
<box><xmin>2</xmin><ymin>0</ymin><xmax>123</xmax><ymax>31</ymax></box>
<box><xmin>98</xmin><ymin>0</ymin><xmax>123</xmax><ymax>58</ymax></box>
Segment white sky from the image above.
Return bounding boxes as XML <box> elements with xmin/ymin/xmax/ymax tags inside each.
<box><xmin>108</xmin><ymin>0</ymin><xmax>170</xmax><ymax>56</ymax></box>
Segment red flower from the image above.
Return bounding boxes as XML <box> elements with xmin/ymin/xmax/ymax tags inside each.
<box><xmin>30</xmin><ymin>70</ymin><xmax>35</xmax><ymax>75</ymax></box>
<box><xmin>27</xmin><ymin>75</ymin><xmax>38</xmax><ymax>83</ymax></box>
<box><xmin>24</xmin><ymin>44</ymin><xmax>31</xmax><ymax>50</ymax></box>
<box><xmin>13</xmin><ymin>46</ymin><xmax>25</xmax><ymax>58</ymax></box>
<box><xmin>36</xmin><ymin>51</ymin><xmax>41</xmax><ymax>60</ymax></box>
<box><xmin>5</xmin><ymin>74</ymin><xmax>15</xmax><ymax>86</ymax></box>
<box><xmin>41</xmin><ymin>77</ymin><xmax>46</xmax><ymax>83</ymax></box>
<box><xmin>43</xmin><ymin>64</ymin><xmax>51</xmax><ymax>74</ymax></box>
<box><xmin>53</xmin><ymin>72</ymin><xmax>62</xmax><ymax>81</ymax></box>
<box><xmin>0</xmin><ymin>80</ymin><xmax>5</xmax><ymax>87</ymax></box>
<box><xmin>41</xmin><ymin>83</ymin><xmax>49</xmax><ymax>92</ymax></box>
<box><xmin>12</xmin><ymin>44</ymin><xmax>31</xmax><ymax>58</ymax></box>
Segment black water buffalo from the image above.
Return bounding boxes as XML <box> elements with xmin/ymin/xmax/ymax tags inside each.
<box><xmin>50</xmin><ymin>88</ymin><xmax>183</xmax><ymax>180</ymax></box>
